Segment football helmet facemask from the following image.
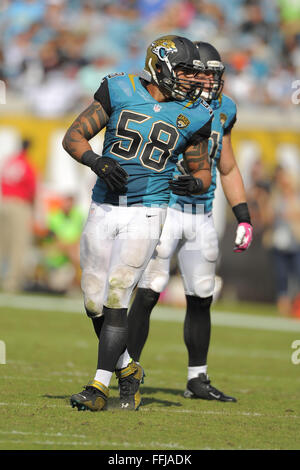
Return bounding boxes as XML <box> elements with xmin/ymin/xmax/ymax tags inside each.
<box><xmin>194</xmin><ymin>41</ymin><xmax>225</xmax><ymax>101</ymax></box>
<box><xmin>142</xmin><ymin>35</ymin><xmax>204</xmax><ymax>102</ymax></box>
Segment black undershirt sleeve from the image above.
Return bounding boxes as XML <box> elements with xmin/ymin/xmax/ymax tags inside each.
<box><xmin>224</xmin><ymin>114</ymin><xmax>237</xmax><ymax>135</ymax></box>
<box><xmin>186</xmin><ymin>116</ymin><xmax>213</xmax><ymax>147</ymax></box>
<box><xmin>93</xmin><ymin>77</ymin><xmax>112</xmax><ymax>116</ymax></box>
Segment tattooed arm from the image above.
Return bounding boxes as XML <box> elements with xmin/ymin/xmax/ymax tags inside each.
<box><xmin>62</xmin><ymin>98</ymin><xmax>128</xmax><ymax>192</ymax></box>
<box><xmin>183</xmin><ymin>138</ymin><xmax>211</xmax><ymax>191</ymax></box>
<box><xmin>169</xmin><ymin>138</ymin><xmax>211</xmax><ymax>196</ymax></box>
<box><xmin>62</xmin><ymin>100</ymin><xmax>109</xmax><ymax>162</ymax></box>
<box><xmin>169</xmin><ymin>111</ymin><xmax>212</xmax><ymax>196</ymax></box>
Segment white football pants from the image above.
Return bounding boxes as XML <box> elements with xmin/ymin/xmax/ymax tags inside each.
<box><xmin>80</xmin><ymin>202</ymin><xmax>166</xmax><ymax>317</ymax></box>
<box><xmin>138</xmin><ymin>207</ymin><xmax>219</xmax><ymax>298</ymax></box>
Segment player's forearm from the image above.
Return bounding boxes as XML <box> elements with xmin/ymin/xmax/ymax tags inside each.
<box><xmin>62</xmin><ymin>126</ymin><xmax>92</xmax><ymax>161</ymax></box>
<box><xmin>62</xmin><ymin>100</ymin><xmax>109</xmax><ymax>162</ymax></box>
<box><xmin>218</xmin><ymin>132</ymin><xmax>247</xmax><ymax>206</ymax></box>
<box><xmin>220</xmin><ymin>165</ymin><xmax>247</xmax><ymax>208</ymax></box>
<box><xmin>184</xmin><ymin>139</ymin><xmax>212</xmax><ymax>192</ymax></box>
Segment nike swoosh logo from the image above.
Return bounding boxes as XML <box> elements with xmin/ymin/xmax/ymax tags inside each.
<box><xmin>146</xmin><ymin>214</ymin><xmax>158</xmax><ymax>218</ymax></box>
<box><xmin>209</xmin><ymin>392</ymin><xmax>221</xmax><ymax>399</ymax></box>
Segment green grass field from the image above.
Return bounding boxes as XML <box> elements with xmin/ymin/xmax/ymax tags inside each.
<box><xmin>0</xmin><ymin>293</ymin><xmax>300</xmax><ymax>451</ymax></box>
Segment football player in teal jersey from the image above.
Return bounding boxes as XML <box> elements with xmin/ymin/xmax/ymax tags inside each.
<box><xmin>62</xmin><ymin>35</ymin><xmax>215</xmax><ymax>411</ymax></box>
<box><xmin>127</xmin><ymin>42</ymin><xmax>253</xmax><ymax>403</ymax></box>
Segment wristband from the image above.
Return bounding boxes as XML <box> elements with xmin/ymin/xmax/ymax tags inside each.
<box><xmin>232</xmin><ymin>203</ymin><xmax>251</xmax><ymax>224</ymax></box>
<box><xmin>81</xmin><ymin>150</ymin><xmax>98</xmax><ymax>168</ymax></box>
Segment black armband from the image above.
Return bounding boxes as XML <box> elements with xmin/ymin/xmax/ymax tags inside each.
<box><xmin>81</xmin><ymin>150</ymin><xmax>99</xmax><ymax>168</ymax></box>
<box><xmin>232</xmin><ymin>203</ymin><xmax>251</xmax><ymax>224</ymax></box>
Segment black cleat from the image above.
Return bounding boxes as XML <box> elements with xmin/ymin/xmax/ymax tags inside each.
<box><xmin>184</xmin><ymin>373</ymin><xmax>237</xmax><ymax>402</ymax></box>
<box><xmin>115</xmin><ymin>361</ymin><xmax>145</xmax><ymax>410</ymax></box>
<box><xmin>70</xmin><ymin>380</ymin><xmax>109</xmax><ymax>411</ymax></box>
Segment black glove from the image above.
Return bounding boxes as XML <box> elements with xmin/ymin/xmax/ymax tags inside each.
<box><xmin>168</xmin><ymin>175</ymin><xmax>203</xmax><ymax>196</ymax></box>
<box><xmin>81</xmin><ymin>151</ymin><xmax>128</xmax><ymax>193</ymax></box>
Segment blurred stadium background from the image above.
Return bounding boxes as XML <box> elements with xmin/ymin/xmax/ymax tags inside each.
<box><xmin>0</xmin><ymin>0</ymin><xmax>300</xmax><ymax>316</ymax></box>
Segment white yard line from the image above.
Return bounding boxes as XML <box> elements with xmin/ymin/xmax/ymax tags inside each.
<box><xmin>0</xmin><ymin>430</ymin><xmax>87</xmax><ymax>438</ymax></box>
<box><xmin>0</xmin><ymin>430</ymin><xmax>184</xmax><ymax>449</ymax></box>
<box><xmin>1</xmin><ymin>293</ymin><xmax>300</xmax><ymax>332</ymax></box>
<box><xmin>0</xmin><ymin>437</ymin><xmax>158</xmax><ymax>448</ymax></box>
<box><xmin>0</xmin><ymin>401</ymin><xmax>65</xmax><ymax>408</ymax></box>
<box><xmin>0</xmin><ymin>439</ymin><xmax>185</xmax><ymax>449</ymax></box>
<box><xmin>0</xmin><ymin>293</ymin><xmax>83</xmax><ymax>314</ymax></box>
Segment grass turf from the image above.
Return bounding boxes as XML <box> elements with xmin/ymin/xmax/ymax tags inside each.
<box><xmin>0</xmin><ymin>297</ymin><xmax>300</xmax><ymax>450</ymax></box>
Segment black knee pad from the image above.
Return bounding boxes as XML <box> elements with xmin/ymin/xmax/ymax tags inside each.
<box><xmin>91</xmin><ymin>315</ymin><xmax>105</xmax><ymax>339</ymax></box>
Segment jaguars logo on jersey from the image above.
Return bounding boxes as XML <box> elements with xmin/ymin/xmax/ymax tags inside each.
<box><xmin>220</xmin><ymin>113</ymin><xmax>227</xmax><ymax>126</ymax></box>
<box><xmin>176</xmin><ymin>114</ymin><xmax>190</xmax><ymax>129</ymax></box>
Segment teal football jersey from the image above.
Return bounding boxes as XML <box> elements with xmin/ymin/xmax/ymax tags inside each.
<box><xmin>91</xmin><ymin>73</ymin><xmax>213</xmax><ymax>206</ymax></box>
<box><xmin>169</xmin><ymin>94</ymin><xmax>237</xmax><ymax>213</ymax></box>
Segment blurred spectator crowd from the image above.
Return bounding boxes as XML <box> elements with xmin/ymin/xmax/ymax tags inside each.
<box><xmin>0</xmin><ymin>139</ymin><xmax>84</xmax><ymax>295</ymax></box>
<box><xmin>246</xmin><ymin>159</ymin><xmax>300</xmax><ymax>318</ymax></box>
<box><xmin>0</xmin><ymin>0</ymin><xmax>300</xmax><ymax>116</ymax></box>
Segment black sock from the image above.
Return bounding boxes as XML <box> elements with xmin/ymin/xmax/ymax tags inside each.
<box><xmin>97</xmin><ymin>306</ymin><xmax>128</xmax><ymax>372</ymax></box>
<box><xmin>91</xmin><ymin>315</ymin><xmax>105</xmax><ymax>338</ymax></box>
<box><xmin>184</xmin><ymin>295</ymin><xmax>212</xmax><ymax>367</ymax></box>
<box><xmin>84</xmin><ymin>307</ymin><xmax>105</xmax><ymax>339</ymax></box>
<box><xmin>127</xmin><ymin>288</ymin><xmax>160</xmax><ymax>361</ymax></box>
